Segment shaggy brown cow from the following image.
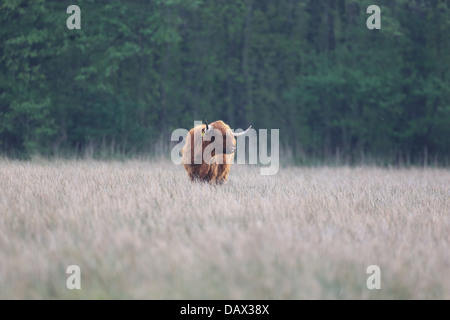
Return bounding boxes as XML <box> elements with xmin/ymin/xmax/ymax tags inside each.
<box><xmin>181</xmin><ymin>120</ymin><xmax>251</xmax><ymax>183</ymax></box>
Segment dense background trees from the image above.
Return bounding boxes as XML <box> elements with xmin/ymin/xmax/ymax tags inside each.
<box><xmin>1</xmin><ymin>0</ymin><xmax>449</xmax><ymax>164</ymax></box>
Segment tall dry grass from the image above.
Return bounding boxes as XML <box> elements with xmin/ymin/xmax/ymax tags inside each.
<box><xmin>0</xmin><ymin>159</ymin><xmax>448</xmax><ymax>299</ymax></box>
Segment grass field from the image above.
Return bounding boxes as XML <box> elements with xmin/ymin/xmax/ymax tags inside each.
<box><xmin>0</xmin><ymin>159</ymin><xmax>448</xmax><ymax>299</ymax></box>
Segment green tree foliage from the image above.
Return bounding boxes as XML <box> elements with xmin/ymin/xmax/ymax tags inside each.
<box><xmin>0</xmin><ymin>0</ymin><xmax>449</xmax><ymax>164</ymax></box>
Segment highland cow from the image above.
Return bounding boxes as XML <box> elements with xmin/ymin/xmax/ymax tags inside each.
<box><xmin>181</xmin><ymin>120</ymin><xmax>251</xmax><ymax>183</ymax></box>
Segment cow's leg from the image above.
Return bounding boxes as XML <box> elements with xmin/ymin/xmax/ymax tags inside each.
<box><xmin>215</xmin><ymin>154</ymin><xmax>233</xmax><ymax>183</ymax></box>
<box><xmin>184</xmin><ymin>164</ymin><xmax>200</xmax><ymax>181</ymax></box>
<box><xmin>197</xmin><ymin>163</ymin><xmax>212</xmax><ymax>182</ymax></box>
<box><xmin>216</xmin><ymin>163</ymin><xmax>231</xmax><ymax>184</ymax></box>
<box><xmin>188</xmin><ymin>171</ymin><xmax>198</xmax><ymax>181</ymax></box>
<box><xmin>207</xmin><ymin>163</ymin><xmax>218</xmax><ymax>183</ymax></box>
<box><xmin>185</xmin><ymin>158</ymin><xmax>231</xmax><ymax>184</ymax></box>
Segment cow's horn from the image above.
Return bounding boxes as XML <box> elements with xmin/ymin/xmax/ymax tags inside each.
<box><xmin>205</xmin><ymin>119</ymin><xmax>209</xmax><ymax>131</ymax></box>
<box><xmin>232</xmin><ymin>125</ymin><xmax>252</xmax><ymax>137</ymax></box>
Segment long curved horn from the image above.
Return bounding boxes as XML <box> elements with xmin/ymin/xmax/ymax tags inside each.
<box><xmin>205</xmin><ymin>119</ymin><xmax>209</xmax><ymax>130</ymax></box>
<box><xmin>232</xmin><ymin>125</ymin><xmax>252</xmax><ymax>137</ymax></box>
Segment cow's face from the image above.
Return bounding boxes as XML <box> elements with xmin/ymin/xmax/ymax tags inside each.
<box><xmin>201</xmin><ymin>126</ymin><xmax>236</xmax><ymax>156</ymax></box>
<box><xmin>222</xmin><ymin>130</ymin><xmax>236</xmax><ymax>154</ymax></box>
<box><xmin>198</xmin><ymin>120</ymin><xmax>251</xmax><ymax>159</ymax></box>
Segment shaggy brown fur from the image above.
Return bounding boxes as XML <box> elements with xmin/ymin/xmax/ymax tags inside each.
<box><xmin>181</xmin><ymin>120</ymin><xmax>236</xmax><ymax>184</ymax></box>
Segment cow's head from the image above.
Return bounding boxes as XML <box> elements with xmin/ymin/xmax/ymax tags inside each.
<box><xmin>201</xmin><ymin>120</ymin><xmax>252</xmax><ymax>156</ymax></box>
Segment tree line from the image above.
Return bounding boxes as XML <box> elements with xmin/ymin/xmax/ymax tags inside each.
<box><xmin>1</xmin><ymin>0</ymin><xmax>449</xmax><ymax>165</ymax></box>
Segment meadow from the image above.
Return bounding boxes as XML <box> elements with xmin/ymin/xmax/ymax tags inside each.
<box><xmin>0</xmin><ymin>160</ymin><xmax>448</xmax><ymax>299</ymax></box>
